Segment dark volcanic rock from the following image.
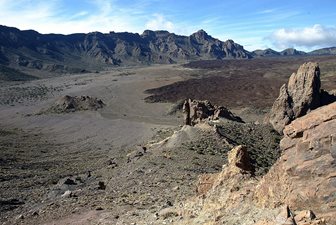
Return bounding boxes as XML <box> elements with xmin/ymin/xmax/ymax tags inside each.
<box><xmin>182</xmin><ymin>99</ymin><xmax>243</xmax><ymax>125</ymax></box>
<box><xmin>269</xmin><ymin>62</ymin><xmax>321</xmax><ymax>134</ymax></box>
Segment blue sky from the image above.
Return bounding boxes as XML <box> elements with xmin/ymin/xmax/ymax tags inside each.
<box><xmin>0</xmin><ymin>0</ymin><xmax>335</xmax><ymax>51</ymax></box>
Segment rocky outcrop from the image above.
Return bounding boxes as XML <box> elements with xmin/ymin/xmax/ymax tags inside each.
<box><xmin>196</xmin><ymin>145</ymin><xmax>253</xmax><ymax>196</ymax></box>
<box><xmin>47</xmin><ymin>95</ymin><xmax>105</xmax><ymax>113</ymax></box>
<box><xmin>255</xmin><ymin>102</ymin><xmax>336</xmax><ymax>224</ymax></box>
<box><xmin>182</xmin><ymin>99</ymin><xmax>243</xmax><ymax>125</ymax></box>
<box><xmin>269</xmin><ymin>62</ymin><xmax>335</xmax><ymax>134</ymax></box>
<box><xmin>228</xmin><ymin>145</ymin><xmax>253</xmax><ymax>173</ymax></box>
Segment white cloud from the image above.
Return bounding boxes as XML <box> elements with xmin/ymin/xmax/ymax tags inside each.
<box><xmin>0</xmin><ymin>0</ymin><xmax>144</xmax><ymax>34</ymax></box>
<box><xmin>269</xmin><ymin>24</ymin><xmax>336</xmax><ymax>49</ymax></box>
<box><xmin>0</xmin><ymin>0</ymin><xmax>191</xmax><ymax>36</ymax></box>
<box><xmin>145</xmin><ymin>14</ymin><xmax>175</xmax><ymax>31</ymax></box>
<box><xmin>257</xmin><ymin>8</ymin><xmax>277</xmax><ymax>14</ymax></box>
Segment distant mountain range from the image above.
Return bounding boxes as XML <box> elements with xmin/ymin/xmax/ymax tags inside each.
<box><xmin>0</xmin><ymin>25</ymin><xmax>335</xmax><ymax>78</ymax></box>
<box><xmin>251</xmin><ymin>47</ymin><xmax>336</xmax><ymax>57</ymax></box>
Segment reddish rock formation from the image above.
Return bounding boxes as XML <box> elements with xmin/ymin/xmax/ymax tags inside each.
<box><xmin>227</xmin><ymin>145</ymin><xmax>253</xmax><ymax>174</ymax></box>
<box><xmin>255</xmin><ymin>102</ymin><xmax>336</xmax><ymax>224</ymax></box>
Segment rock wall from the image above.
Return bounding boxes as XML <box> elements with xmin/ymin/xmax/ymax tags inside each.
<box><xmin>255</xmin><ymin>102</ymin><xmax>336</xmax><ymax>224</ymax></box>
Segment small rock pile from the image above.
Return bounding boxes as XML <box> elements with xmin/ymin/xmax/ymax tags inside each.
<box><xmin>255</xmin><ymin>205</ymin><xmax>326</xmax><ymax>225</ymax></box>
<box><xmin>47</xmin><ymin>95</ymin><xmax>105</xmax><ymax>113</ymax></box>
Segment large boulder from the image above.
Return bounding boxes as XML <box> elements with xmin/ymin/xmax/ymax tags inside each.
<box><xmin>196</xmin><ymin>145</ymin><xmax>253</xmax><ymax>196</ymax></box>
<box><xmin>227</xmin><ymin>145</ymin><xmax>253</xmax><ymax>174</ymax></box>
<box><xmin>269</xmin><ymin>62</ymin><xmax>321</xmax><ymax>134</ymax></box>
<box><xmin>182</xmin><ymin>99</ymin><xmax>243</xmax><ymax>125</ymax></box>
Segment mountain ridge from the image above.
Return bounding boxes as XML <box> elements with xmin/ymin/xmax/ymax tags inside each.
<box><xmin>252</xmin><ymin>47</ymin><xmax>336</xmax><ymax>57</ymax></box>
<box><xmin>0</xmin><ymin>25</ymin><xmax>335</xmax><ymax>77</ymax></box>
<box><xmin>0</xmin><ymin>25</ymin><xmax>251</xmax><ymax>77</ymax></box>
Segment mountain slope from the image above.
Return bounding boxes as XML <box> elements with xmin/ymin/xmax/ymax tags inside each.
<box><xmin>309</xmin><ymin>47</ymin><xmax>336</xmax><ymax>55</ymax></box>
<box><xmin>280</xmin><ymin>47</ymin><xmax>306</xmax><ymax>56</ymax></box>
<box><xmin>0</xmin><ymin>25</ymin><xmax>251</xmax><ymax>77</ymax></box>
<box><xmin>252</xmin><ymin>48</ymin><xmax>307</xmax><ymax>57</ymax></box>
<box><xmin>252</xmin><ymin>48</ymin><xmax>281</xmax><ymax>57</ymax></box>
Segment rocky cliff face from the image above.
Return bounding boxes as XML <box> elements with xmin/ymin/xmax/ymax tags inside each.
<box><xmin>255</xmin><ymin>102</ymin><xmax>336</xmax><ymax>224</ymax></box>
<box><xmin>0</xmin><ymin>25</ymin><xmax>251</xmax><ymax>75</ymax></box>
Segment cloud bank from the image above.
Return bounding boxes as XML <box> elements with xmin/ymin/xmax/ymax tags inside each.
<box><xmin>270</xmin><ymin>24</ymin><xmax>336</xmax><ymax>49</ymax></box>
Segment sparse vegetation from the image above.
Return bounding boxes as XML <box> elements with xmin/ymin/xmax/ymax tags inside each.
<box><xmin>0</xmin><ymin>84</ymin><xmax>63</xmax><ymax>105</ymax></box>
<box><xmin>0</xmin><ymin>65</ymin><xmax>37</xmax><ymax>81</ymax></box>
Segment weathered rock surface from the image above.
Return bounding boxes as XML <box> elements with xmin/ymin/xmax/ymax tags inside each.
<box><xmin>47</xmin><ymin>95</ymin><xmax>105</xmax><ymax>113</ymax></box>
<box><xmin>287</xmin><ymin>62</ymin><xmax>321</xmax><ymax>116</ymax></box>
<box><xmin>255</xmin><ymin>102</ymin><xmax>336</xmax><ymax>224</ymax></box>
<box><xmin>269</xmin><ymin>62</ymin><xmax>321</xmax><ymax>133</ymax></box>
<box><xmin>182</xmin><ymin>99</ymin><xmax>243</xmax><ymax>125</ymax></box>
<box><xmin>228</xmin><ymin>145</ymin><xmax>253</xmax><ymax>173</ymax></box>
<box><xmin>174</xmin><ymin>145</ymin><xmax>277</xmax><ymax>225</ymax></box>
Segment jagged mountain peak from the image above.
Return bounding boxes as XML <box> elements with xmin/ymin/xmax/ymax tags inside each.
<box><xmin>191</xmin><ymin>29</ymin><xmax>212</xmax><ymax>40</ymax></box>
<box><xmin>194</xmin><ymin>29</ymin><xmax>208</xmax><ymax>35</ymax></box>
